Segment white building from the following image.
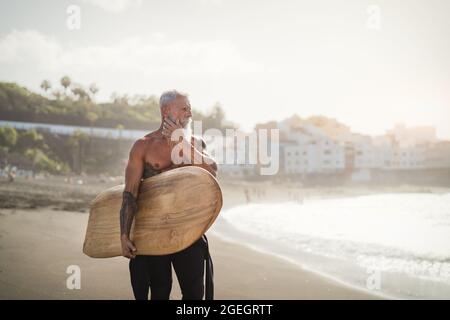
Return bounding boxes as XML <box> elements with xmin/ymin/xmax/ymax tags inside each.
<box><xmin>280</xmin><ymin>119</ymin><xmax>439</xmax><ymax>174</ymax></box>
<box><xmin>386</xmin><ymin>123</ymin><xmax>437</xmax><ymax>147</ymax></box>
<box><xmin>207</xmin><ymin>132</ymin><xmax>260</xmax><ymax>177</ymax></box>
<box><xmin>283</xmin><ymin>136</ymin><xmax>345</xmax><ymax>174</ymax></box>
<box><xmin>353</xmin><ymin>135</ymin><xmax>391</xmax><ymax>169</ymax></box>
<box><xmin>388</xmin><ymin>145</ymin><xmax>427</xmax><ymax>169</ymax></box>
<box><xmin>353</xmin><ymin>134</ymin><xmax>427</xmax><ymax>170</ymax></box>
<box><xmin>280</xmin><ymin>116</ymin><xmax>448</xmax><ymax>174</ymax></box>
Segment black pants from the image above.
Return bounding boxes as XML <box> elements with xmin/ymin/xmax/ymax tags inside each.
<box><xmin>129</xmin><ymin>235</ymin><xmax>213</xmax><ymax>300</ymax></box>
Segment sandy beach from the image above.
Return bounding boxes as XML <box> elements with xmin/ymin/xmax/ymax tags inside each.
<box><xmin>0</xmin><ymin>208</ymin><xmax>381</xmax><ymax>300</ymax></box>
<box><xmin>3</xmin><ymin>176</ymin><xmax>445</xmax><ymax>299</ymax></box>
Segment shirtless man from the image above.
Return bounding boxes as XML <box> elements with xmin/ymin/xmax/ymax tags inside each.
<box><xmin>119</xmin><ymin>90</ymin><xmax>218</xmax><ymax>300</ymax></box>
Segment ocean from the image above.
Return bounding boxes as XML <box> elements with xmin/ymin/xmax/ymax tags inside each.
<box><xmin>213</xmin><ymin>193</ymin><xmax>450</xmax><ymax>299</ymax></box>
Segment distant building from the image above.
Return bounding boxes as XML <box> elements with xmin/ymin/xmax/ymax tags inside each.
<box><xmin>283</xmin><ymin>138</ymin><xmax>345</xmax><ymax>174</ymax></box>
<box><xmin>279</xmin><ymin>120</ymin><xmax>345</xmax><ymax>174</ymax></box>
<box><xmin>386</xmin><ymin>123</ymin><xmax>437</xmax><ymax>147</ymax></box>
<box><xmin>425</xmin><ymin>141</ymin><xmax>450</xmax><ymax>168</ymax></box>
<box><xmin>278</xmin><ymin>117</ymin><xmax>449</xmax><ymax>175</ymax></box>
<box><xmin>349</xmin><ymin>134</ymin><xmax>428</xmax><ymax>170</ymax></box>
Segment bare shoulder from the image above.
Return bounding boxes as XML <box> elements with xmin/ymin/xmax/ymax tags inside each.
<box><xmin>130</xmin><ymin>138</ymin><xmax>146</xmax><ymax>153</ymax></box>
<box><xmin>130</xmin><ymin>135</ymin><xmax>158</xmax><ymax>157</ymax></box>
<box><xmin>142</xmin><ymin>132</ymin><xmax>167</xmax><ymax>149</ymax></box>
<box><xmin>132</xmin><ymin>132</ymin><xmax>167</xmax><ymax>160</ymax></box>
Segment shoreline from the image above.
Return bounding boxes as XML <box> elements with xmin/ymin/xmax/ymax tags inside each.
<box><xmin>1</xmin><ymin>175</ymin><xmax>449</xmax><ymax>211</ymax></box>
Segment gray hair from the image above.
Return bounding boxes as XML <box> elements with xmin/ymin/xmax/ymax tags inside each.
<box><xmin>159</xmin><ymin>90</ymin><xmax>188</xmax><ymax>109</ymax></box>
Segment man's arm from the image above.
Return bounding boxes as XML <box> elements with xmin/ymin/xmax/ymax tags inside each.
<box><xmin>189</xmin><ymin>137</ymin><xmax>218</xmax><ymax>177</ymax></box>
<box><xmin>120</xmin><ymin>139</ymin><xmax>145</xmax><ymax>259</ymax></box>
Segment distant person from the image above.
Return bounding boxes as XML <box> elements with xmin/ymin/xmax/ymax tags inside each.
<box><xmin>244</xmin><ymin>188</ymin><xmax>251</xmax><ymax>203</ymax></box>
<box><xmin>7</xmin><ymin>167</ymin><xmax>15</xmax><ymax>183</ymax></box>
<box><xmin>297</xmin><ymin>192</ymin><xmax>304</xmax><ymax>204</ymax></box>
<box><xmin>7</xmin><ymin>170</ymin><xmax>15</xmax><ymax>183</ymax></box>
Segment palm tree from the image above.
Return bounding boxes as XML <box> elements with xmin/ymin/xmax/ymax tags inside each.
<box><xmin>89</xmin><ymin>83</ymin><xmax>99</xmax><ymax>97</ymax></box>
<box><xmin>40</xmin><ymin>80</ymin><xmax>51</xmax><ymax>92</ymax></box>
<box><xmin>52</xmin><ymin>90</ymin><xmax>63</xmax><ymax>100</ymax></box>
<box><xmin>61</xmin><ymin>76</ymin><xmax>71</xmax><ymax>90</ymax></box>
<box><xmin>71</xmin><ymin>85</ymin><xmax>90</xmax><ymax>101</ymax></box>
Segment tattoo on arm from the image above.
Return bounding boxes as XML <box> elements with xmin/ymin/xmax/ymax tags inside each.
<box><xmin>120</xmin><ymin>191</ymin><xmax>138</xmax><ymax>237</ymax></box>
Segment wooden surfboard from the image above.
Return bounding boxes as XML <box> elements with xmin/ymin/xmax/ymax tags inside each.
<box><xmin>83</xmin><ymin>166</ymin><xmax>222</xmax><ymax>258</ymax></box>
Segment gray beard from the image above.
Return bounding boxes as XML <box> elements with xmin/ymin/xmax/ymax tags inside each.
<box><xmin>182</xmin><ymin>118</ymin><xmax>192</xmax><ymax>142</ymax></box>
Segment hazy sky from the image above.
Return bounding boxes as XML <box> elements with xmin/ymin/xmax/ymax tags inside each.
<box><xmin>0</xmin><ymin>0</ymin><xmax>449</xmax><ymax>138</ymax></box>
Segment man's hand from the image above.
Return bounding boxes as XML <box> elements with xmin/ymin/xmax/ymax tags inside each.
<box><xmin>162</xmin><ymin>116</ymin><xmax>183</xmax><ymax>140</ymax></box>
<box><xmin>121</xmin><ymin>235</ymin><xmax>137</xmax><ymax>259</ymax></box>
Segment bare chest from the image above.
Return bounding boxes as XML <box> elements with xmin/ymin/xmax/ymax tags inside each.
<box><xmin>143</xmin><ymin>142</ymin><xmax>173</xmax><ymax>172</ymax></box>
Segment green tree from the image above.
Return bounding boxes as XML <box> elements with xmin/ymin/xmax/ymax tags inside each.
<box><xmin>24</xmin><ymin>148</ymin><xmax>69</xmax><ymax>174</ymax></box>
<box><xmin>89</xmin><ymin>83</ymin><xmax>99</xmax><ymax>99</ymax></box>
<box><xmin>0</xmin><ymin>126</ymin><xmax>18</xmax><ymax>151</ymax></box>
<box><xmin>71</xmin><ymin>85</ymin><xmax>90</xmax><ymax>101</ymax></box>
<box><xmin>52</xmin><ymin>89</ymin><xmax>64</xmax><ymax>100</ymax></box>
<box><xmin>211</xmin><ymin>103</ymin><xmax>225</xmax><ymax>127</ymax></box>
<box><xmin>199</xmin><ymin>102</ymin><xmax>228</xmax><ymax>131</ymax></box>
<box><xmin>60</xmin><ymin>76</ymin><xmax>71</xmax><ymax>91</ymax></box>
<box><xmin>86</xmin><ymin>111</ymin><xmax>99</xmax><ymax>128</ymax></box>
<box><xmin>40</xmin><ymin>80</ymin><xmax>51</xmax><ymax>92</ymax></box>
<box><xmin>14</xmin><ymin>129</ymin><xmax>47</xmax><ymax>153</ymax></box>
